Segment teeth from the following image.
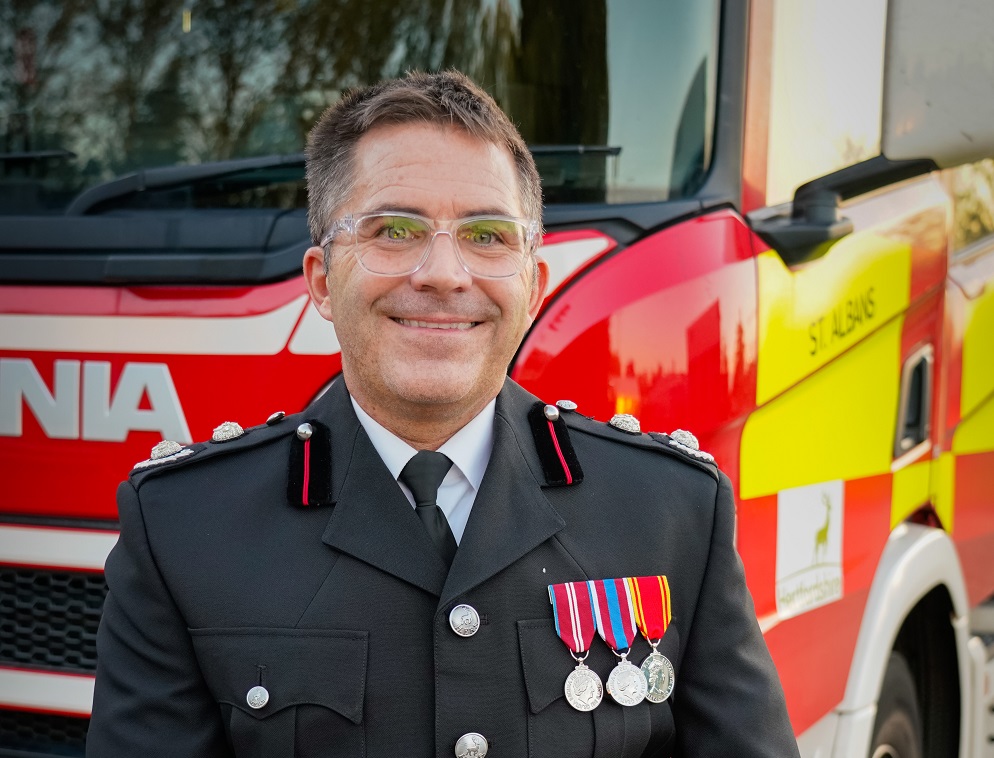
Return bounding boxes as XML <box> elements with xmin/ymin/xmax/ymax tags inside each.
<box><xmin>396</xmin><ymin>319</ymin><xmax>475</xmax><ymax>330</ymax></box>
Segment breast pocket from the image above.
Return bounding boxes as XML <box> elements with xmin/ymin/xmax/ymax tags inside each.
<box><xmin>190</xmin><ymin>627</ymin><xmax>367</xmax><ymax>758</ymax></box>
<box><xmin>517</xmin><ymin>619</ymin><xmax>677</xmax><ymax>758</ymax></box>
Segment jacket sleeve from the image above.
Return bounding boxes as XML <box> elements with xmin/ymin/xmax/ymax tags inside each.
<box><xmin>87</xmin><ymin>481</ymin><xmax>231</xmax><ymax>757</ymax></box>
<box><xmin>669</xmin><ymin>472</ymin><xmax>801</xmax><ymax>758</ymax></box>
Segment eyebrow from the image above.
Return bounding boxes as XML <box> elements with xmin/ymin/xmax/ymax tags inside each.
<box><xmin>362</xmin><ymin>203</ymin><xmax>519</xmax><ymax>218</ymax></box>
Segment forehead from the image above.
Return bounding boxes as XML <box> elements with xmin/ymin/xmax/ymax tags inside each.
<box><xmin>348</xmin><ymin>122</ymin><xmax>522</xmax><ymax>217</ymax></box>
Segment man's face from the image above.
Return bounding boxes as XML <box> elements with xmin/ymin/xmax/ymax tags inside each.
<box><xmin>304</xmin><ymin>123</ymin><xmax>548</xmax><ymax>426</ymax></box>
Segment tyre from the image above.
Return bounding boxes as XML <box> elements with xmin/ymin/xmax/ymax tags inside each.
<box><xmin>869</xmin><ymin>651</ymin><xmax>923</xmax><ymax>758</ymax></box>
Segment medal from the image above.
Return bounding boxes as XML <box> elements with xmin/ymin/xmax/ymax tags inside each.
<box><xmin>588</xmin><ymin>578</ymin><xmax>647</xmax><ymax>706</ymax></box>
<box><xmin>639</xmin><ymin>652</ymin><xmax>675</xmax><ymax>703</ymax></box>
<box><xmin>606</xmin><ymin>657</ymin><xmax>649</xmax><ymax>706</ymax></box>
<box><xmin>627</xmin><ymin>575</ymin><xmax>675</xmax><ymax>703</ymax></box>
<box><xmin>548</xmin><ymin>581</ymin><xmax>604</xmax><ymax>711</ymax></box>
<box><xmin>564</xmin><ymin>663</ymin><xmax>603</xmax><ymax>712</ymax></box>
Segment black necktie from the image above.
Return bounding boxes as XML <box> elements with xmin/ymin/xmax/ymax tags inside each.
<box><xmin>399</xmin><ymin>451</ymin><xmax>458</xmax><ymax>568</ymax></box>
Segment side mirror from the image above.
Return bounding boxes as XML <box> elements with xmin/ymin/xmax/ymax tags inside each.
<box><xmin>751</xmin><ymin>155</ymin><xmax>936</xmax><ymax>265</ymax></box>
<box><xmin>883</xmin><ymin>0</ymin><xmax>994</xmax><ymax>169</ymax></box>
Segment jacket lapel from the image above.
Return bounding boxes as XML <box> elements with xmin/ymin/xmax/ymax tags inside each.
<box><xmin>311</xmin><ymin>378</ymin><xmax>567</xmax><ymax>603</ymax></box>
<box><xmin>440</xmin><ymin>381</ymin><xmax>566</xmax><ymax>607</ymax></box>
<box><xmin>315</xmin><ymin>380</ymin><xmax>448</xmax><ymax>597</ymax></box>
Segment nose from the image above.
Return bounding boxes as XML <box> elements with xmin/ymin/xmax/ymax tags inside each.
<box><xmin>409</xmin><ymin>230</ymin><xmax>474</xmax><ymax>291</ymax></box>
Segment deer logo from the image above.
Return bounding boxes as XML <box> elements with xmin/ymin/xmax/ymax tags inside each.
<box><xmin>813</xmin><ymin>491</ymin><xmax>832</xmax><ymax>564</ymax></box>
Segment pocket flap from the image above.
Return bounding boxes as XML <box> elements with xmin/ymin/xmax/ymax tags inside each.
<box><xmin>518</xmin><ymin>618</ymin><xmax>617</xmax><ymax>715</ymax></box>
<box><xmin>190</xmin><ymin>627</ymin><xmax>368</xmax><ymax>724</ymax></box>
<box><xmin>518</xmin><ymin>619</ymin><xmax>568</xmax><ymax>714</ymax></box>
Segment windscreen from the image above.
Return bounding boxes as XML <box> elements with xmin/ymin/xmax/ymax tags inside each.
<box><xmin>0</xmin><ymin>0</ymin><xmax>718</xmax><ymax>214</ymax></box>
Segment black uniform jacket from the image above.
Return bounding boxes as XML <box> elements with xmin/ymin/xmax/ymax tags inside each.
<box><xmin>88</xmin><ymin>378</ymin><xmax>800</xmax><ymax>758</ymax></box>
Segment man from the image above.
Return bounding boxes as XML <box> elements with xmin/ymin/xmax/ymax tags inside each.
<box><xmin>88</xmin><ymin>71</ymin><xmax>800</xmax><ymax>757</ymax></box>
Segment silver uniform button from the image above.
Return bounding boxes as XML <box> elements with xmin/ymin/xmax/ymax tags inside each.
<box><xmin>246</xmin><ymin>685</ymin><xmax>269</xmax><ymax>709</ymax></box>
<box><xmin>449</xmin><ymin>604</ymin><xmax>481</xmax><ymax>637</ymax></box>
<box><xmin>454</xmin><ymin>732</ymin><xmax>488</xmax><ymax>757</ymax></box>
<box><xmin>543</xmin><ymin>403</ymin><xmax>560</xmax><ymax>421</ymax></box>
<box><xmin>296</xmin><ymin>422</ymin><xmax>313</xmax><ymax>440</ymax></box>
<box><xmin>556</xmin><ymin>399</ymin><xmax>578</xmax><ymax>411</ymax></box>
<box><xmin>266</xmin><ymin>410</ymin><xmax>286</xmax><ymax>425</ymax></box>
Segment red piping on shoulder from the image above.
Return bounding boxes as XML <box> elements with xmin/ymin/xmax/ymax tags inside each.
<box><xmin>302</xmin><ymin>438</ymin><xmax>311</xmax><ymax>505</ymax></box>
<box><xmin>547</xmin><ymin>420</ymin><xmax>573</xmax><ymax>485</ymax></box>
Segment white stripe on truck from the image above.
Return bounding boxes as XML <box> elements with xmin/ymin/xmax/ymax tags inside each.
<box><xmin>0</xmin><ymin>524</ymin><xmax>118</xmax><ymax>571</ymax></box>
<box><xmin>0</xmin><ymin>667</ymin><xmax>94</xmax><ymax>716</ymax></box>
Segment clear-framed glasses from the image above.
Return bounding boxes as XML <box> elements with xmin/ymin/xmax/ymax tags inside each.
<box><xmin>320</xmin><ymin>211</ymin><xmax>541</xmax><ymax>279</ymax></box>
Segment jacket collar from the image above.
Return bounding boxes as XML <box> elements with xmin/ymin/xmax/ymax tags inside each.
<box><xmin>314</xmin><ymin>378</ymin><xmax>565</xmax><ymax>600</ymax></box>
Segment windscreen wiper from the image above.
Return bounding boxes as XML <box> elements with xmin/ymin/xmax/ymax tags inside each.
<box><xmin>0</xmin><ymin>149</ymin><xmax>77</xmax><ymax>164</ymax></box>
<box><xmin>65</xmin><ymin>152</ymin><xmax>305</xmax><ymax>215</ymax></box>
<box><xmin>528</xmin><ymin>145</ymin><xmax>621</xmax><ymax>157</ymax></box>
<box><xmin>64</xmin><ymin>146</ymin><xmax>621</xmax><ymax>215</ymax></box>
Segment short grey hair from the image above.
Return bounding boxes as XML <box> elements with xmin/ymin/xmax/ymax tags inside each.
<box><xmin>305</xmin><ymin>70</ymin><xmax>543</xmax><ymax>268</ymax></box>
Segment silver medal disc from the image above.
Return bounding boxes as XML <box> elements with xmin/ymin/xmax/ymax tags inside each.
<box><xmin>640</xmin><ymin>651</ymin><xmax>675</xmax><ymax>703</ymax></box>
<box><xmin>564</xmin><ymin>663</ymin><xmax>604</xmax><ymax>712</ymax></box>
<box><xmin>606</xmin><ymin>658</ymin><xmax>648</xmax><ymax>706</ymax></box>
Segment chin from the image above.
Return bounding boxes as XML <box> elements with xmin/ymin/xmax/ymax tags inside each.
<box><xmin>392</xmin><ymin>379</ymin><xmax>474</xmax><ymax>407</ymax></box>
<box><xmin>387</xmin><ymin>366</ymin><xmax>498</xmax><ymax>409</ymax></box>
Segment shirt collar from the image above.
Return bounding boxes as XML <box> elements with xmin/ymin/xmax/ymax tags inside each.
<box><xmin>350</xmin><ymin>396</ymin><xmax>495</xmax><ymax>491</ymax></box>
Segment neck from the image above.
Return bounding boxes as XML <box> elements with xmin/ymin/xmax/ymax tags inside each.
<box><xmin>348</xmin><ymin>386</ymin><xmax>498</xmax><ymax>451</ymax></box>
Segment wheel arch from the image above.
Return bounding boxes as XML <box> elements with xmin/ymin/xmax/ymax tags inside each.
<box><xmin>835</xmin><ymin>523</ymin><xmax>971</xmax><ymax>757</ymax></box>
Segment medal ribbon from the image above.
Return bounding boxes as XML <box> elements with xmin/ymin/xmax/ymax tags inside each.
<box><xmin>627</xmin><ymin>575</ymin><xmax>672</xmax><ymax>642</ymax></box>
<box><xmin>548</xmin><ymin>581</ymin><xmax>597</xmax><ymax>655</ymax></box>
<box><xmin>587</xmin><ymin>577</ymin><xmax>638</xmax><ymax>652</ymax></box>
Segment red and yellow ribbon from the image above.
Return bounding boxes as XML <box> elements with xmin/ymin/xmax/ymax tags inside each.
<box><xmin>626</xmin><ymin>575</ymin><xmax>672</xmax><ymax>642</ymax></box>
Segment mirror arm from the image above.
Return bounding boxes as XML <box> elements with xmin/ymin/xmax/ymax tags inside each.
<box><xmin>752</xmin><ymin>155</ymin><xmax>937</xmax><ymax>265</ymax></box>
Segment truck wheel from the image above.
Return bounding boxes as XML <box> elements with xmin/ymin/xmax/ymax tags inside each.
<box><xmin>869</xmin><ymin>652</ymin><xmax>923</xmax><ymax>758</ymax></box>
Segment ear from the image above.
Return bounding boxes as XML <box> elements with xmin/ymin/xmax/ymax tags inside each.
<box><xmin>527</xmin><ymin>256</ymin><xmax>550</xmax><ymax>321</ymax></box>
<box><xmin>303</xmin><ymin>246</ymin><xmax>335</xmax><ymax>322</ymax></box>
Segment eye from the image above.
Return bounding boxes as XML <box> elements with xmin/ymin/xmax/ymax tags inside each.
<box><xmin>380</xmin><ymin>217</ymin><xmax>424</xmax><ymax>240</ymax></box>
<box><xmin>384</xmin><ymin>222</ymin><xmax>412</xmax><ymax>240</ymax></box>
<box><xmin>359</xmin><ymin>215</ymin><xmax>428</xmax><ymax>244</ymax></box>
<box><xmin>468</xmin><ymin>228</ymin><xmax>496</xmax><ymax>245</ymax></box>
<box><xmin>459</xmin><ymin>220</ymin><xmax>520</xmax><ymax>247</ymax></box>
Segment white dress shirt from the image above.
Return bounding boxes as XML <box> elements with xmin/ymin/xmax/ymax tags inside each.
<box><xmin>350</xmin><ymin>397</ymin><xmax>495</xmax><ymax>544</ymax></box>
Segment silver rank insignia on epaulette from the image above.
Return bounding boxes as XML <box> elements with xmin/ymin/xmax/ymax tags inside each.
<box><xmin>211</xmin><ymin>421</ymin><xmax>244</xmax><ymax>442</ymax></box>
<box><xmin>133</xmin><ymin>439</ymin><xmax>195</xmax><ymax>469</ymax></box>
<box><xmin>665</xmin><ymin>429</ymin><xmax>715</xmax><ymax>463</ymax></box>
<box><xmin>608</xmin><ymin>413</ymin><xmax>641</xmax><ymax>434</ymax></box>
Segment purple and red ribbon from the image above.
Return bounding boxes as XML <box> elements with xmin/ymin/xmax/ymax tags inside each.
<box><xmin>587</xmin><ymin>577</ymin><xmax>639</xmax><ymax>653</ymax></box>
<box><xmin>551</xmin><ymin>576</ymin><xmax>673</xmax><ymax>655</ymax></box>
<box><xmin>548</xmin><ymin>580</ymin><xmax>597</xmax><ymax>655</ymax></box>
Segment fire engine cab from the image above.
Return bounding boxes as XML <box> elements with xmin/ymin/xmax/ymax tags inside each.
<box><xmin>1</xmin><ymin>1</ymin><xmax>993</xmax><ymax>756</ymax></box>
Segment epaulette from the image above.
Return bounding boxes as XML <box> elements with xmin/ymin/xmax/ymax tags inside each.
<box><xmin>527</xmin><ymin>401</ymin><xmax>584</xmax><ymax>486</ymax></box>
<box><xmin>554</xmin><ymin>403</ymin><xmax>719</xmax><ymax>482</ymax></box>
<box><xmin>129</xmin><ymin>410</ymin><xmax>304</xmax><ymax>488</ymax></box>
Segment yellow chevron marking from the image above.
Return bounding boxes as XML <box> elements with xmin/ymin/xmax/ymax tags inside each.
<box><xmin>756</xmin><ymin>234</ymin><xmax>911</xmax><ymax>406</ymax></box>
<box><xmin>742</xmin><ymin>318</ymin><xmax>903</xmax><ymax>499</ymax></box>
<box><xmin>891</xmin><ymin>460</ymin><xmax>931</xmax><ymax>529</ymax></box>
<box><xmin>961</xmin><ymin>279</ymin><xmax>994</xmax><ymax>419</ymax></box>
<box><xmin>931</xmin><ymin>452</ymin><xmax>956</xmax><ymax>532</ymax></box>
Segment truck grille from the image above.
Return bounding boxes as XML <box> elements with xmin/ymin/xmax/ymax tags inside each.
<box><xmin>0</xmin><ymin>711</ymin><xmax>88</xmax><ymax>757</ymax></box>
<box><xmin>0</xmin><ymin>567</ymin><xmax>107</xmax><ymax>673</ymax></box>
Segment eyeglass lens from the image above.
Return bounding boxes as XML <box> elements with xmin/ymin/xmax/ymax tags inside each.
<box><xmin>353</xmin><ymin>214</ymin><xmax>529</xmax><ymax>277</ymax></box>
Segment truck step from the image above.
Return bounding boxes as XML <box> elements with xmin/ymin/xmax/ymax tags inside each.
<box><xmin>967</xmin><ymin>636</ymin><xmax>994</xmax><ymax>755</ymax></box>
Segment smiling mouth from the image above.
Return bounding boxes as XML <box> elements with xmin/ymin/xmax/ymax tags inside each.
<box><xmin>393</xmin><ymin>318</ymin><xmax>479</xmax><ymax>330</ymax></box>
